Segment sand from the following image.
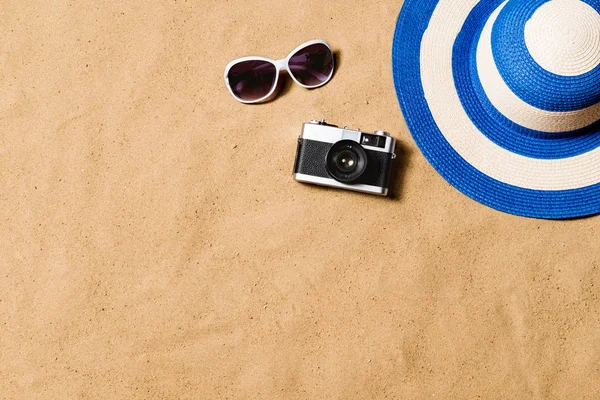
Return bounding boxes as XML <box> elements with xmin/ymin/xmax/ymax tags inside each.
<box><xmin>1</xmin><ymin>0</ymin><xmax>599</xmax><ymax>398</ymax></box>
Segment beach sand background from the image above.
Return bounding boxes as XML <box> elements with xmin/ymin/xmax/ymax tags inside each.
<box><xmin>1</xmin><ymin>0</ymin><xmax>599</xmax><ymax>398</ymax></box>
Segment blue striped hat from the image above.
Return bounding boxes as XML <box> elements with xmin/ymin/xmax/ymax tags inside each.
<box><xmin>393</xmin><ymin>0</ymin><xmax>600</xmax><ymax>219</ymax></box>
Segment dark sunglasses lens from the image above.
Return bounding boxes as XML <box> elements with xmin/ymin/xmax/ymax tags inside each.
<box><xmin>288</xmin><ymin>43</ymin><xmax>334</xmax><ymax>87</ymax></box>
<box><xmin>227</xmin><ymin>60</ymin><xmax>277</xmax><ymax>101</ymax></box>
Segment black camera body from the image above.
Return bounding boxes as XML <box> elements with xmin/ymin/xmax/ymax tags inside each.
<box><xmin>293</xmin><ymin>120</ymin><xmax>397</xmax><ymax>196</ymax></box>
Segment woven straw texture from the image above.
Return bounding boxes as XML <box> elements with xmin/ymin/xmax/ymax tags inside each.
<box><xmin>393</xmin><ymin>0</ymin><xmax>600</xmax><ymax>219</ymax></box>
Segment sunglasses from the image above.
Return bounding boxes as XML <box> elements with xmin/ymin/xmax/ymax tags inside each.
<box><xmin>224</xmin><ymin>40</ymin><xmax>335</xmax><ymax>104</ymax></box>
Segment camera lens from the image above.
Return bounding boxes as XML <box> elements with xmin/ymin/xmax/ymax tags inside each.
<box><xmin>326</xmin><ymin>140</ymin><xmax>368</xmax><ymax>183</ymax></box>
<box><xmin>336</xmin><ymin>150</ymin><xmax>358</xmax><ymax>173</ymax></box>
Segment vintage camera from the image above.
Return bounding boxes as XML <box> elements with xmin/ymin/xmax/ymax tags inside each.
<box><xmin>293</xmin><ymin>120</ymin><xmax>397</xmax><ymax>196</ymax></box>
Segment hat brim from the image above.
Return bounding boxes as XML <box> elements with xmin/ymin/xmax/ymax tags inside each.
<box><xmin>393</xmin><ymin>0</ymin><xmax>600</xmax><ymax>219</ymax></box>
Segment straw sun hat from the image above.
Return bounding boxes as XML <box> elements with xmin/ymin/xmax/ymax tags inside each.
<box><xmin>393</xmin><ymin>0</ymin><xmax>600</xmax><ymax>219</ymax></box>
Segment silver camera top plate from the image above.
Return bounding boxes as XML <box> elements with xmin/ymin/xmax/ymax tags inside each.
<box><xmin>302</xmin><ymin>120</ymin><xmax>397</xmax><ymax>157</ymax></box>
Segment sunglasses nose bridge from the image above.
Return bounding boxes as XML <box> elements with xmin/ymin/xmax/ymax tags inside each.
<box><xmin>274</xmin><ymin>59</ymin><xmax>288</xmax><ymax>71</ymax></box>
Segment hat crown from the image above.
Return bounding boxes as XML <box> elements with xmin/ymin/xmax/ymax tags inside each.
<box><xmin>477</xmin><ymin>0</ymin><xmax>600</xmax><ymax>135</ymax></box>
<box><xmin>525</xmin><ymin>0</ymin><xmax>600</xmax><ymax>77</ymax></box>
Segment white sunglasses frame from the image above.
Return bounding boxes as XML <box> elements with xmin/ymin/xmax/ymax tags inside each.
<box><xmin>223</xmin><ymin>40</ymin><xmax>334</xmax><ymax>104</ymax></box>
